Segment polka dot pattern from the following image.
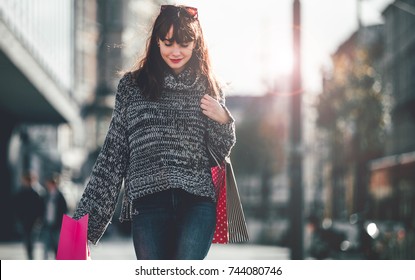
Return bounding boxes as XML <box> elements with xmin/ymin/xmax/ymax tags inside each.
<box><xmin>211</xmin><ymin>163</ymin><xmax>228</xmax><ymax>244</ymax></box>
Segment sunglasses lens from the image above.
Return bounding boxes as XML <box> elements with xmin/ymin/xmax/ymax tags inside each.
<box><xmin>185</xmin><ymin>7</ymin><xmax>198</xmax><ymax>18</ymax></box>
<box><xmin>160</xmin><ymin>5</ymin><xmax>198</xmax><ymax>19</ymax></box>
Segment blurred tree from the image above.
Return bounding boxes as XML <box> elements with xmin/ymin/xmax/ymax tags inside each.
<box><xmin>316</xmin><ymin>40</ymin><xmax>385</xmax><ymax>217</ymax></box>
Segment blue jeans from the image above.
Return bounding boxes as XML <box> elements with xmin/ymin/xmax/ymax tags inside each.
<box><xmin>131</xmin><ymin>189</ymin><xmax>216</xmax><ymax>260</ymax></box>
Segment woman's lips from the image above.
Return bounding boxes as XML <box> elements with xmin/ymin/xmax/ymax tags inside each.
<box><xmin>170</xmin><ymin>58</ymin><xmax>182</xmax><ymax>64</ymax></box>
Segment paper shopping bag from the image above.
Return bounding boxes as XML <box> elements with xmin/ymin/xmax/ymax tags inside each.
<box><xmin>224</xmin><ymin>158</ymin><xmax>249</xmax><ymax>243</ymax></box>
<box><xmin>56</xmin><ymin>214</ymin><xmax>90</xmax><ymax>260</ymax></box>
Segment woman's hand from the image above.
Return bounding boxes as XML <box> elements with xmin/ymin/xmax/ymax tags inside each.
<box><xmin>200</xmin><ymin>94</ymin><xmax>231</xmax><ymax>124</ymax></box>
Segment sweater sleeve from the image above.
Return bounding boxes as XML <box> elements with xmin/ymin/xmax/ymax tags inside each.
<box><xmin>73</xmin><ymin>75</ymin><xmax>130</xmax><ymax>245</ymax></box>
<box><xmin>206</xmin><ymin>92</ymin><xmax>236</xmax><ymax>162</ymax></box>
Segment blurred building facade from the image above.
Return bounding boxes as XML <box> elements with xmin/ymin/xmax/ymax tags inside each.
<box><xmin>316</xmin><ymin>0</ymin><xmax>415</xmax><ymax>259</ymax></box>
<box><xmin>365</xmin><ymin>0</ymin><xmax>415</xmax><ymax>259</ymax></box>
<box><xmin>0</xmin><ymin>0</ymin><xmax>80</xmax><ymax>241</ymax></box>
<box><xmin>368</xmin><ymin>0</ymin><xmax>415</xmax><ymax>224</ymax></box>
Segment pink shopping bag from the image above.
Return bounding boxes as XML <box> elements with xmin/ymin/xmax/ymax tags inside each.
<box><xmin>56</xmin><ymin>214</ymin><xmax>90</xmax><ymax>260</ymax></box>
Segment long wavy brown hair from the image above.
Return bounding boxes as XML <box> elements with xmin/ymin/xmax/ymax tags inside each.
<box><xmin>130</xmin><ymin>5</ymin><xmax>220</xmax><ymax>100</ymax></box>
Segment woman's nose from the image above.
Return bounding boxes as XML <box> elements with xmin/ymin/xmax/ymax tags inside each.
<box><xmin>171</xmin><ymin>44</ymin><xmax>181</xmax><ymax>56</ymax></box>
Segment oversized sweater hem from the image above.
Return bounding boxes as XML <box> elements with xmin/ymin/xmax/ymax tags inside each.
<box><xmin>119</xmin><ymin>185</ymin><xmax>216</xmax><ymax>222</ymax></box>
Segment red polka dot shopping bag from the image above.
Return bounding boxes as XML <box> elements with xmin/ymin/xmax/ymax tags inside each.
<box><xmin>211</xmin><ymin>157</ymin><xmax>249</xmax><ymax>244</ymax></box>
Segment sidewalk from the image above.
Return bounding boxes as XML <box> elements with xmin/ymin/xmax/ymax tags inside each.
<box><xmin>0</xmin><ymin>237</ymin><xmax>290</xmax><ymax>260</ymax></box>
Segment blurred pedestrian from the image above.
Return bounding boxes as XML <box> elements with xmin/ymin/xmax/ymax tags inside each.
<box><xmin>42</xmin><ymin>173</ymin><xmax>68</xmax><ymax>259</ymax></box>
<box><xmin>30</xmin><ymin>172</ymin><xmax>47</xmax><ymax>197</ymax></box>
<box><xmin>13</xmin><ymin>171</ymin><xmax>44</xmax><ymax>260</ymax></box>
<box><xmin>73</xmin><ymin>4</ymin><xmax>235</xmax><ymax>259</ymax></box>
<box><xmin>307</xmin><ymin>215</ymin><xmax>330</xmax><ymax>259</ymax></box>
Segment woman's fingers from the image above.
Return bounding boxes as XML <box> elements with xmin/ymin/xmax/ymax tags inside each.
<box><xmin>200</xmin><ymin>94</ymin><xmax>230</xmax><ymax>124</ymax></box>
<box><xmin>200</xmin><ymin>94</ymin><xmax>218</xmax><ymax>113</ymax></box>
<box><xmin>201</xmin><ymin>94</ymin><xmax>215</xmax><ymax>106</ymax></box>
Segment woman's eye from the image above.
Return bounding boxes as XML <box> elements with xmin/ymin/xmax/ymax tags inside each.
<box><xmin>164</xmin><ymin>42</ymin><xmax>173</xmax><ymax>47</ymax></box>
<box><xmin>181</xmin><ymin>44</ymin><xmax>189</xmax><ymax>48</ymax></box>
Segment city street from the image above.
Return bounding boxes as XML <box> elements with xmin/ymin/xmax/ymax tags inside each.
<box><xmin>0</xmin><ymin>237</ymin><xmax>290</xmax><ymax>260</ymax></box>
<box><xmin>2</xmin><ymin>0</ymin><xmax>413</xmax><ymax>263</ymax></box>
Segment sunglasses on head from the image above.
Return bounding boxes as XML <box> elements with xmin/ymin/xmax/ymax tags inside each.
<box><xmin>160</xmin><ymin>5</ymin><xmax>198</xmax><ymax>19</ymax></box>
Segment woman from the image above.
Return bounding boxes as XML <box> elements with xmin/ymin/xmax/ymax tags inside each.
<box><xmin>73</xmin><ymin>4</ymin><xmax>235</xmax><ymax>260</ymax></box>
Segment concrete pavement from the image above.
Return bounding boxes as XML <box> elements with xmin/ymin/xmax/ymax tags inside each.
<box><xmin>0</xmin><ymin>237</ymin><xmax>290</xmax><ymax>260</ymax></box>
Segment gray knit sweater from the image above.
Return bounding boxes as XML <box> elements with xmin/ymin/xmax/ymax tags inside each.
<box><xmin>73</xmin><ymin>68</ymin><xmax>236</xmax><ymax>244</ymax></box>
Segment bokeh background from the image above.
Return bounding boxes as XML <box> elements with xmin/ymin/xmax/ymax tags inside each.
<box><xmin>1</xmin><ymin>0</ymin><xmax>414</xmax><ymax>260</ymax></box>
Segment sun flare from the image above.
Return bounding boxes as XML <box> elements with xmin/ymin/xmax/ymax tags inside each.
<box><xmin>275</xmin><ymin>48</ymin><xmax>294</xmax><ymax>76</ymax></box>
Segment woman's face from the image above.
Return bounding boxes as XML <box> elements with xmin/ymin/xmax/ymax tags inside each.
<box><xmin>159</xmin><ymin>26</ymin><xmax>195</xmax><ymax>74</ymax></box>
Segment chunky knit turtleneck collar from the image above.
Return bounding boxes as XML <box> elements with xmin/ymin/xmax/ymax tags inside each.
<box><xmin>163</xmin><ymin>66</ymin><xmax>202</xmax><ymax>92</ymax></box>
